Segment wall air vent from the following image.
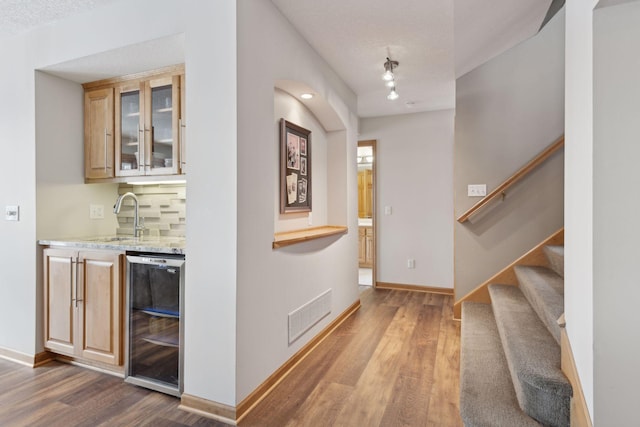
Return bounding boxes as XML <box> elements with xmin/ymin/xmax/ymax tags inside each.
<box><xmin>288</xmin><ymin>289</ymin><xmax>332</xmax><ymax>344</ymax></box>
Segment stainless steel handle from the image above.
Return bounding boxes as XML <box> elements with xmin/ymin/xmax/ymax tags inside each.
<box><xmin>75</xmin><ymin>259</ymin><xmax>84</xmax><ymax>307</ymax></box>
<box><xmin>104</xmin><ymin>129</ymin><xmax>109</xmax><ymax>172</ymax></box>
<box><xmin>149</xmin><ymin>126</ymin><xmax>154</xmax><ymax>169</ymax></box>
<box><xmin>180</xmin><ymin>119</ymin><xmax>186</xmax><ymax>168</ymax></box>
<box><xmin>138</xmin><ymin>124</ymin><xmax>143</xmax><ymax>171</ymax></box>
<box><xmin>141</xmin><ymin>127</ymin><xmax>146</xmax><ymax>172</ymax></box>
<box><xmin>142</xmin><ymin>257</ymin><xmax>166</xmax><ymax>264</ymax></box>
<box><xmin>178</xmin><ymin>119</ymin><xmax>182</xmax><ymax>167</ymax></box>
<box><xmin>69</xmin><ymin>257</ymin><xmax>74</xmax><ymax>306</ymax></box>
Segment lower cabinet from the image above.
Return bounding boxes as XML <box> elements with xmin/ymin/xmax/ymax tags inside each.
<box><xmin>358</xmin><ymin>226</ymin><xmax>373</xmax><ymax>268</ymax></box>
<box><xmin>43</xmin><ymin>248</ymin><xmax>124</xmax><ymax>366</ymax></box>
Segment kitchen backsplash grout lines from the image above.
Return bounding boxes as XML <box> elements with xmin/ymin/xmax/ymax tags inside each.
<box><xmin>116</xmin><ymin>184</ymin><xmax>186</xmax><ymax>238</ymax></box>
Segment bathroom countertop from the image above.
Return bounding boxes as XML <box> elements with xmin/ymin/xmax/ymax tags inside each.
<box><xmin>38</xmin><ymin>235</ymin><xmax>185</xmax><ymax>255</ymax></box>
<box><xmin>358</xmin><ymin>218</ymin><xmax>373</xmax><ymax>227</ymax></box>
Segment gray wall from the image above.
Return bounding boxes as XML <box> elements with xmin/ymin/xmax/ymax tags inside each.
<box><xmin>454</xmin><ymin>9</ymin><xmax>565</xmax><ymax>300</ymax></box>
<box><xmin>359</xmin><ymin>110</ymin><xmax>454</xmax><ymax>289</ymax></box>
<box><xmin>593</xmin><ymin>3</ymin><xmax>640</xmax><ymax>423</ymax></box>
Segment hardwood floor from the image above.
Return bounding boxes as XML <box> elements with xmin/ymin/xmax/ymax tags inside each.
<box><xmin>0</xmin><ymin>288</ymin><xmax>461</xmax><ymax>427</ymax></box>
<box><xmin>240</xmin><ymin>288</ymin><xmax>463</xmax><ymax>427</ymax></box>
<box><xmin>0</xmin><ymin>360</ymin><xmax>225</xmax><ymax>426</ymax></box>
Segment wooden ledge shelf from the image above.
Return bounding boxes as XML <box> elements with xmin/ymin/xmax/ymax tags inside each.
<box><xmin>273</xmin><ymin>226</ymin><xmax>348</xmax><ymax>249</ymax></box>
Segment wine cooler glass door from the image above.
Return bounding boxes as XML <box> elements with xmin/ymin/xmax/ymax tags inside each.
<box><xmin>126</xmin><ymin>255</ymin><xmax>184</xmax><ymax>397</ymax></box>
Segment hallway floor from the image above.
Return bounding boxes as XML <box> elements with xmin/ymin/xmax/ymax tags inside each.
<box><xmin>241</xmin><ymin>288</ymin><xmax>463</xmax><ymax>426</ymax></box>
<box><xmin>0</xmin><ymin>289</ymin><xmax>462</xmax><ymax>426</ymax></box>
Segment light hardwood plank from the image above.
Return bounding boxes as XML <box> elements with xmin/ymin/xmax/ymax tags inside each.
<box><xmin>0</xmin><ymin>289</ymin><xmax>462</xmax><ymax>427</ymax></box>
<box><xmin>0</xmin><ymin>360</ymin><xmax>225</xmax><ymax>426</ymax></box>
<box><xmin>426</xmin><ymin>295</ymin><xmax>463</xmax><ymax>426</ymax></box>
<box><xmin>242</xmin><ymin>289</ymin><xmax>462</xmax><ymax>426</ymax></box>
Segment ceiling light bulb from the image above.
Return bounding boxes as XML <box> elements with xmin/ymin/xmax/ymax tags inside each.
<box><xmin>382</xmin><ymin>70</ymin><xmax>394</xmax><ymax>81</ymax></box>
<box><xmin>385</xmin><ymin>79</ymin><xmax>395</xmax><ymax>88</ymax></box>
<box><xmin>387</xmin><ymin>89</ymin><xmax>399</xmax><ymax>101</ymax></box>
<box><xmin>300</xmin><ymin>93</ymin><xmax>314</xmax><ymax>99</ymax></box>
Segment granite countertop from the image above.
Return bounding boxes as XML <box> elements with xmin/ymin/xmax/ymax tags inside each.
<box><xmin>38</xmin><ymin>235</ymin><xmax>185</xmax><ymax>255</ymax></box>
<box><xmin>358</xmin><ymin>218</ymin><xmax>373</xmax><ymax>227</ymax></box>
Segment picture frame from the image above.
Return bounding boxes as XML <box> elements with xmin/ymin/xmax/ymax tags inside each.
<box><xmin>280</xmin><ymin>119</ymin><xmax>311</xmax><ymax>213</ymax></box>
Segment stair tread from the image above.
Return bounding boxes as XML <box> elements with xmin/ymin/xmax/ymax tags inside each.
<box><xmin>460</xmin><ymin>302</ymin><xmax>541</xmax><ymax>427</ymax></box>
<box><xmin>544</xmin><ymin>245</ymin><xmax>564</xmax><ymax>278</ymax></box>
<box><xmin>514</xmin><ymin>265</ymin><xmax>564</xmax><ymax>344</ymax></box>
<box><xmin>489</xmin><ymin>284</ymin><xmax>571</xmax><ymax>427</ymax></box>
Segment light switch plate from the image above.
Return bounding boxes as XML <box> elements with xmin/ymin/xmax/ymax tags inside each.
<box><xmin>468</xmin><ymin>184</ymin><xmax>487</xmax><ymax>197</ymax></box>
<box><xmin>5</xmin><ymin>205</ymin><xmax>19</xmax><ymax>221</ymax></box>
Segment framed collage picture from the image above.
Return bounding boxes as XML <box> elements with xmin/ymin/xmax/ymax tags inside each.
<box><xmin>280</xmin><ymin>118</ymin><xmax>312</xmax><ymax>213</ymax></box>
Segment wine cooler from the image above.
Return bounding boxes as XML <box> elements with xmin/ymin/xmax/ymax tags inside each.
<box><xmin>125</xmin><ymin>254</ymin><xmax>185</xmax><ymax>397</ymax></box>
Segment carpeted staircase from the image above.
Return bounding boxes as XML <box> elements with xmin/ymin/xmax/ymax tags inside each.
<box><xmin>460</xmin><ymin>245</ymin><xmax>571</xmax><ymax>427</ymax></box>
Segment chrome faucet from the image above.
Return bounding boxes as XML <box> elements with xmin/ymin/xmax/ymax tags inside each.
<box><xmin>113</xmin><ymin>192</ymin><xmax>144</xmax><ymax>238</ymax></box>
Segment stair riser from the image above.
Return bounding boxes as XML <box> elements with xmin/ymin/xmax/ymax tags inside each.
<box><xmin>544</xmin><ymin>245</ymin><xmax>564</xmax><ymax>278</ymax></box>
<box><xmin>515</xmin><ymin>265</ymin><xmax>564</xmax><ymax>345</ymax></box>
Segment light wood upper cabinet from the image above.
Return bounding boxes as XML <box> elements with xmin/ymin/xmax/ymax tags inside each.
<box><xmin>44</xmin><ymin>248</ymin><xmax>124</xmax><ymax>367</ymax></box>
<box><xmin>84</xmin><ymin>65</ymin><xmax>185</xmax><ymax>182</ymax></box>
<box><xmin>84</xmin><ymin>88</ymin><xmax>114</xmax><ymax>179</ymax></box>
<box><xmin>114</xmin><ymin>82</ymin><xmax>144</xmax><ymax>177</ymax></box>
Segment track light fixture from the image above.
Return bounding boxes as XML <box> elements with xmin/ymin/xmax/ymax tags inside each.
<box><xmin>382</xmin><ymin>57</ymin><xmax>399</xmax><ymax>100</ymax></box>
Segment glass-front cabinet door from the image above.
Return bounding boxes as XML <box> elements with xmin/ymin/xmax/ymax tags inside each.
<box><xmin>115</xmin><ymin>75</ymin><xmax>181</xmax><ymax>177</ymax></box>
<box><xmin>145</xmin><ymin>76</ymin><xmax>180</xmax><ymax>176</ymax></box>
<box><xmin>115</xmin><ymin>84</ymin><xmax>144</xmax><ymax>176</ymax></box>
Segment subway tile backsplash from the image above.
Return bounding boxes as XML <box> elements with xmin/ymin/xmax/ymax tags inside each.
<box><xmin>116</xmin><ymin>184</ymin><xmax>186</xmax><ymax>238</ymax></box>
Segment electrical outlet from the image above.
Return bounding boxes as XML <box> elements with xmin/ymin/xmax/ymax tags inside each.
<box><xmin>90</xmin><ymin>204</ymin><xmax>104</xmax><ymax>219</ymax></box>
<box><xmin>385</xmin><ymin>206</ymin><xmax>392</xmax><ymax>215</ymax></box>
<box><xmin>407</xmin><ymin>259</ymin><xmax>415</xmax><ymax>269</ymax></box>
<box><xmin>308</xmin><ymin>212</ymin><xmax>313</xmax><ymax>226</ymax></box>
<box><xmin>468</xmin><ymin>184</ymin><xmax>487</xmax><ymax>197</ymax></box>
<box><xmin>5</xmin><ymin>205</ymin><xmax>19</xmax><ymax>221</ymax></box>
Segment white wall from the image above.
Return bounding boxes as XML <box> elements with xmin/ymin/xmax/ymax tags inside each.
<box><xmin>359</xmin><ymin>110</ymin><xmax>454</xmax><ymax>289</ymax></box>
<box><xmin>0</xmin><ymin>0</ymin><xmax>238</xmax><ymax>407</ymax></box>
<box><xmin>0</xmin><ymin>35</ymin><xmax>38</xmax><ymax>357</ymax></box>
<box><xmin>564</xmin><ymin>0</ymin><xmax>597</xmax><ymax>419</ymax></box>
<box><xmin>454</xmin><ymin>9</ymin><xmax>565</xmax><ymax>301</ymax></box>
<box><xmin>274</xmin><ymin>89</ymin><xmax>327</xmax><ymax>233</ymax></box>
<box><xmin>593</xmin><ymin>2</ymin><xmax>640</xmax><ymax>423</ymax></box>
<box><xmin>236</xmin><ymin>0</ymin><xmax>359</xmax><ymax>403</ymax></box>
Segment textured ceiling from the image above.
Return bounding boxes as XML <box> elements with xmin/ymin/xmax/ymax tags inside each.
<box><xmin>272</xmin><ymin>0</ymin><xmax>455</xmax><ymax>118</ymax></box>
<box><xmin>0</xmin><ymin>0</ymin><xmax>120</xmax><ymax>38</ymax></box>
<box><xmin>596</xmin><ymin>0</ymin><xmax>636</xmax><ymax>8</ymax></box>
<box><xmin>43</xmin><ymin>34</ymin><xmax>185</xmax><ymax>84</ymax></box>
<box><xmin>272</xmin><ymin>0</ymin><xmax>552</xmax><ymax>118</ymax></box>
<box><xmin>455</xmin><ymin>0</ymin><xmax>552</xmax><ymax>78</ymax></box>
<box><xmin>0</xmin><ymin>0</ymin><xmax>554</xmax><ymax>119</ymax></box>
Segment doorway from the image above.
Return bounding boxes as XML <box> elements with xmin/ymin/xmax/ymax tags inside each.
<box><xmin>357</xmin><ymin>140</ymin><xmax>376</xmax><ymax>290</ymax></box>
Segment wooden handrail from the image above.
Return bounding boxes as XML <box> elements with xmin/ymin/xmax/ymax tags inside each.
<box><xmin>457</xmin><ymin>135</ymin><xmax>564</xmax><ymax>223</ymax></box>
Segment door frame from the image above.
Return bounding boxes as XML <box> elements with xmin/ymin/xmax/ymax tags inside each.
<box><xmin>358</xmin><ymin>139</ymin><xmax>377</xmax><ymax>288</ymax></box>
